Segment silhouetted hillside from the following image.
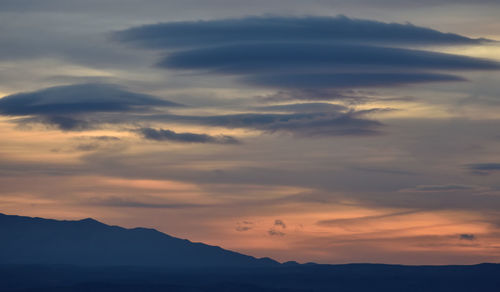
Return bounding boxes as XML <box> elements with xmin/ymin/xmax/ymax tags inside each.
<box><xmin>1</xmin><ymin>263</ymin><xmax>500</xmax><ymax>292</ymax></box>
<box><xmin>2</xmin><ymin>213</ymin><xmax>500</xmax><ymax>292</ymax></box>
<box><xmin>0</xmin><ymin>213</ymin><xmax>278</xmax><ymax>267</ymax></box>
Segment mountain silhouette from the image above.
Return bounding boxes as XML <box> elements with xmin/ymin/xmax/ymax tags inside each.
<box><xmin>0</xmin><ymin>213</ymin><xmax>278</xmax><ymax>267</ymax></box>
<box><xmin>1</xmin><ymin>213</ymin><xmax>500</xmax><ymax>292</ymax></box>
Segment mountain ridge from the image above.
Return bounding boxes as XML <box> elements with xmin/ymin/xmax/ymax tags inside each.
<box><xmin>0</xmin><ymin>212</ymin><xmax>279</xmax><ymax>267</ymax></box>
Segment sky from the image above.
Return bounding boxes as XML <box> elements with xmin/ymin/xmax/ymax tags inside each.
<box><xmin>1</xmin><ymin>0</ymin><xmax>500</xmax><ymax>265</ymax></box>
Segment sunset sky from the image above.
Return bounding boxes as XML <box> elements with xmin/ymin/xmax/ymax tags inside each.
<box><xmin>1</xmin><ymin>0</ymin><xmax>500</xmax><ymax>265</ymax></box>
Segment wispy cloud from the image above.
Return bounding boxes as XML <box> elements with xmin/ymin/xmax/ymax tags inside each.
<box><xmin>138</xmin><ymin>127</ymin><xmax>240</xmax><ymax>144</ymax></box>
<box><xmin>459</xmin><ymin>233</ymin><xmax>476</xmax><ymax>241</ymax></box>
<box><xmin>465</xmin><ymin>163</ymin><xmax>500</xmax><ymax>175</ymax></box>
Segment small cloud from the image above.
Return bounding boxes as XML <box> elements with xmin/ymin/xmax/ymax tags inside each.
<box><xmin>465</xmin><ymin>163</ymin><xmax>500</xmax><ymax>175</ymax></box>
<box><xmin>268</xmin><ymin>228</ymin><xmax>285</xmax><ymax>237</ymax></box>
<box><xmin>253</xmin><ymin>103</ymin><xmax>348</xmax><ymax>113</ymax></box>
<box><xmin>172</xmin><ymin>111</ymin><xmax>383</xmax><ymax>137</ymax></box>
<box><xmin>138</xmin><ymin>127</ymin><xmax>240</xmax><ymax>144</ymax></box>
<box><xmin>274</xmin><ymin>219</ymin><xmax>286</xmax><ymax>229</ymax></box>
<box><xmin>71</xmin><ymin>135</ymin><xmax>124</xmax><ymax>152</ymax></box>
<box><xmin>317</xmin><ymin>210</ymin><xmax>418</xmax><ymax>227</ymax></box>
<box><xmin>75</xmin><ymin>143</ymin><xmax>100</xmax><ymax>152</ymax></box>
<box><xmin>400</xmin><ymin>184</ymin><xmax>483</xmax><ymax>192</ymax></box>
<box><xmin>459</xmin><ymin>234</ymin><xmax>476</xmax><ymax>241</ymax></box>
<box><xmin>254</xmin><ymin>89</ymin><xmax>373</xmax><ymax>103</ymax></box>
<box><xmin>88</xmin><ymin>197</ymin><xmax>203</xmax><ymax>209</ymax></box>
<box><xmin>235</xmin><ymin>221</ymin><xmax>253</xmax><ymax>232</ymax></box>
<box><xmin>20</xmin><ymin>116</ymin><xmax>93</xmax><ymax>131</ymax></box>
<box><xmin>91</xmin><ymin>136</ymin><xmax>121</xmax><ymax>141</ymax></box>
<box><xmin>72</xmin><ymin>135</ymin><xmax>121</xmax><ymax>141</ymax></box>
<box><xmin>244</xmin><ymin>72</ymin><xmax>466</xmax><ymax>89</ymax></box>
<box><xmin>236</xmin><ymin>226</ymin><xmax>252</xmax><ymax>232</ymax></box>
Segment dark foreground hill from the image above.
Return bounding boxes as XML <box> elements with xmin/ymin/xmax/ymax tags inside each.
<box><xmin>1</xmin><ymin>213</ymin><xmax>500</xmax><ymax>292</ymax></box>
<box><xmin>0</xmin><ymin>213</ymin><xmax>277</xmax><ymax>267</ymax></box>
<box><xmin>1</xmin><ymin>263</ymin><xmax>500</xmax><ymax>292</ymax></box>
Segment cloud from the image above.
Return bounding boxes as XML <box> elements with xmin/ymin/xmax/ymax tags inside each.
<box><xmin>255</xmin><ymin>89</ymin><xmax>372</xmax><ymax>103</ymax></box>
<box><xmin>149</xmin><ymin>109</ymin><xmax>384</xmax><ymax>137</ymax></box>
<box><xmin>0</xmin><ymin>83</ymin><xmax>181</xmax><ymax>131</ymax></box>
<box><xmin>268</xmin><ymin>229</ymin><xmax>285</xmax><ymax>237</ymax></box>
<box><xmin>0</xmin><ymin>83</ymin><xmax>179</xmax><ymax>116</ymax></box>
<box><xmin>465</xmin><ymin>163</ymin><xmax>500</xmax><ymax>175</ymax></box>
<box><xmin>401</xmin><ymin>184</ymin><xmax>482</xmax><ymax>192</ymax></box>
<box><xmin>138</xmin><ymin>127</ymin><xmax>240</xmax><ymax>144</ymax></box>
<box><xmin>236</xmin><ymin>221</ymin><xmax>253</xmax><ymax>232</ymax></box>
<box><xmin>317</xmin><ymin>211</ymin><xmax>418</xmax><ymax>227</ymax></box>
<box><xmin>254</xmin><ymin>103</ymin><xmax>348</xmax><ymax>113</ymax></box>
<box><xmin>87</xmin><ymin>136</ymin><xmax>121</xmax><ymax>141</ymax></box>
<box><xmin>459</xmin><ymin>234</ymin><xmax>476</xmax><ymax>241</ymax></box>
<box><xmin>0</xmin><ymin>83</ymin><xmax>383</xmax><ymax>137</ymax></box>
<box><xmin>267</xmin><ymin>219</ymin><xmax>287</xmax><ymax>236</ymax></box>
<box><xmin>71</xmin><ymin>136</ymin><xmax>123</xmax><ymax>152</ymax></box>
<box><xmin>244</xmin><ymin>72</ymin><xmax>465</xmax><ymax>89</ymax></box>
<box><xmin>89</xmin><ymin>197</ymin><xmax>203</xmax><ymax>209</ymax></box>
<box><xmin>114</xmin><ymin>15</ymin><xmax>487</xmax><ymax>48</ymax></box>
<box><xmin>37</xmin><ymin>116</ymin><xmax>93</xmax><ymax>131</ymax></box>
<box><xmin>75</xmin><ymin>143</ymin><xmax>102</xmax><ymax>152</ymax></box>
<box><xmin>160</xmin><ymin>43</ymin><xmax>499</xmax><ymax>73</ymax></box>
<box><xmin>274</xmin><ymin>219</ymin><xmax>286</xmax><ymax>229</ymax></box>
<box><xmin>116</xmin><ymin>16</ymin><xmax>499</xmax><ymax>89</ymax></box>
<box><xmin>255</xmin><ymin>89</ymin><xmax>415</xmax><ymax>104</ymax></box>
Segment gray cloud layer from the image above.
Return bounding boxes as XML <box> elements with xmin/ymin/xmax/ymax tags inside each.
<box><xmin>149</xmin><ymin>110</ymin><xmax>383</xmax><ymax>136</ymax></box>
<box><xmin>465</xmin><ymin>163</ymin><xmax>500</xmax><ymax>175</ymax></box>
<box><xmin>115</xmin><ymin>16</ymin><xmax>499</xmax><ymax>89</ymax></box>
<box><xmin>138</xmin><ymin>127</ymin><xmax>240</xmax><ymax>144</ymax></box>
<box><xmin>0</xmin><ymin>82</ymin><xmax>384</xmax><ymax>137</ymax></box>
<box><xmin>115</xmin><ymin>15</ymin><xmax>488</xmax><ymax>48</ymax></box>
<box><xmin>254</xmin><ymin>103</ymin><xmax>348</xmax><ymax>113</ymax></box>
<box><xmin>0</xmin><ymin>83</ymin><xmax>179</xmax><ymax>116</ymax></box>
<box><xmin>245</xmin><ymin>72</ymin><xmax>465</xmax><ymax>89</ymax></box>
<box><xmin>161</xmin><ymin>43</ymin><xmax>499</xmax><ymax>73</ymax></box>
<box><xmin>0</xmin><ymin>83</ymin><xmax>180</xmax><ymax>131</ymax></box>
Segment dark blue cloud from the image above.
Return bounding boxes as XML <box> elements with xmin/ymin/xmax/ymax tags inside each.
<box><xmin>0</xmin><ymin>83</ymin><xmax>180</xmax><ymax>116</ymax></box>
<box><xmin>115</xmin><ymin>16</ymin><xmax>499</xmax><ymax>89</ymax></box>
<box><xmin>114</xmin><ymin>15</ymin><xmax>488</xmax><ymax>48</ymax></box>
<box><xmin>149</xmin><ymin>110</ymin><xmax>383</xmax><ymax>136</ymax></box>
<box><xmin>459</xmin><ymin>234</ymin><xmax>476</xmax><ymax>241</ymax></box>
<box><xmin>465</xmin><ymin>163</ymin><xmax>500</xmax><ymax>175</ymax></box>
<box><xmin>43</xmin><ymin>116</ymin><xmax>92</xmax><ymax>131</ymax></box>
<box><xmin>15</xmin><ymin>115</ymin><xmax>94</xmax><ymax>131</ymax></box>
<box><xmin>0</xmin><ymin>83</ymin><xmax>183</xmax><ymax>131</ymax></box>
<box><xmin>2</xmin><ymin>83</ymin><xmax>382</xmax><ymax>136</ymax></box>
<box><xmin>161</xmin><ymin>43</ymin><xmax>500</xmax><ymax>73</ymax></box>
<box><xmin>138</xmin><ymin>127</ymin><xmax>239</xmax><ymax>144</ymax></box>
<box><xmin>159</xmin><ymin>42</ymin><xmax>496</xmax><ymax>88</ymax></box>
